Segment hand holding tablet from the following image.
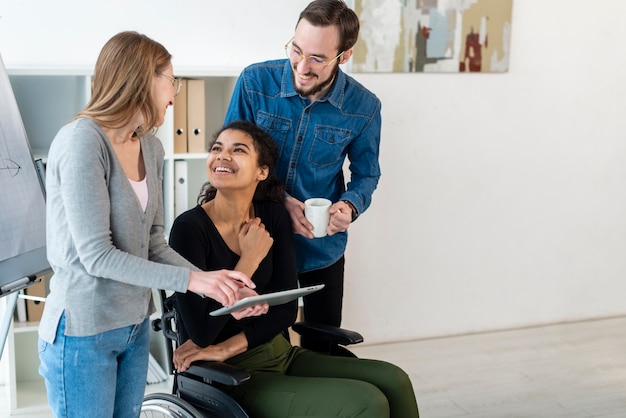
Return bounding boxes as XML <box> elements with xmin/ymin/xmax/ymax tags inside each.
<box><xmin>210</xmin><ymin>284</ymin><xmax>325</xmax><ymax>316</ymax></box>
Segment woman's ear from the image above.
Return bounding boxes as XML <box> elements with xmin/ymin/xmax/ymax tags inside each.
<box><xmin>258</xmin><ymin>165</ymin><xmax>269</xmax><ymax>181</ymax></box>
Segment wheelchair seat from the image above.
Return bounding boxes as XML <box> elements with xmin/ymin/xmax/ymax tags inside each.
<box><xmin>140</xmin><ymin>289</ymin><xmax>363</xmax><ymax>418</ymax></box>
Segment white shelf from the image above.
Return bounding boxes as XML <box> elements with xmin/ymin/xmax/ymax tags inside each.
<box><xmin>11</xmin><ymin>322</ymin><xmax>39</xmax><ymax>334</ymax></box>
<box><xmin>171</xmin><ymin>152</ymin><xmax>209</xmax><ymax>160</ymax></box>
<box><xmin>12</xmin><ymin>379</ymin><xmax>50</xmax><ymax>414</ymax></box>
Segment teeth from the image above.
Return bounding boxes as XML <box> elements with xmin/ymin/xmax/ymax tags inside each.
<box><xmin>215</xmin><ymin>166</ymin><xmax>233</xmax><ymax>173</ymax></box>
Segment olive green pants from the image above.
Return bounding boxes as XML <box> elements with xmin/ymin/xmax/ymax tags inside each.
<box><xmin>225</xmin><ymin>334</ymin><xmax>419</xmax><ymax>418</ymax></box>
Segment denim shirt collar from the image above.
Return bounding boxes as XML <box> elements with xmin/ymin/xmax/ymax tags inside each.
<box><xmin>280</xmin><ymin>59</ymin><xmax>346</xmax><ymax>109</ymax></box>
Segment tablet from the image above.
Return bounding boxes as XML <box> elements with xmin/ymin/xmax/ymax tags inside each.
<box><xmin>209</xmin><ymin>284</ymin><xmax>325</xmax><ymax>316</ymax></box>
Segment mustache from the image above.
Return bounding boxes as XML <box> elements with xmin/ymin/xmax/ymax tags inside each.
<box><xmin>291</xmin><ymin>64</ymin><xmax>339</xmax><ymax>97</ymax></box>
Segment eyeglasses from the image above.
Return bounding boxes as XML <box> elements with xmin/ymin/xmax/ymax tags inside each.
<box><xmin>284</xmin><ymin>38</ymin><xmax>345</xmax><ymax>69</ymax></box>
<box><xmin>157</xmin><ymin>72</ymin><xmax>183</xmax><ymax>96</ymax></box>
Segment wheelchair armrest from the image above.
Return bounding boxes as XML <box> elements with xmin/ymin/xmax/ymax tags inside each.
<box><xmin>291</xmin><ymin>321</ymin><xmax>364</xmax><ymax>346</ymax></box>
<box><xmin>185</xmin><ymin>360</ymin><xmax>251</xmax><ymax>386</ymax></box>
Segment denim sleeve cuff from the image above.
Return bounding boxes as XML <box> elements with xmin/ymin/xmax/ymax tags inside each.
<box><xmin>342</xmin><ymin>200</ymin><xmax>358</xmax><ymax>222</ymax></box>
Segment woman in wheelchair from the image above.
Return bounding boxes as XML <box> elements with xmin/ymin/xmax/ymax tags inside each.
<box><xmin>168</xmin><ymin>120</ymin><xmax>419</xmax><ymax>418</ymax></box>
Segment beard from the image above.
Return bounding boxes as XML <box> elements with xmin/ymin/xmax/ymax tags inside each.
<box><xmin>292</xmin><ymin>63</ymin><xmax>340</xmax><ymax>99</ymax></box>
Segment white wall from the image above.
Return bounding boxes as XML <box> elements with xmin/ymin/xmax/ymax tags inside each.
<box><xmin>1</xmin><ymin>0</ymin><xmax>626</xmax><ymax>345</ymax></box>
<box><xmin>0</xmin><ymin>0</ymin><xmax>311</xmax><ymax>71</ymax></box>
<box><xmin>343</xmin><ymin>0</ymin><xmax>626</xmax><ymax>343</ymax></box>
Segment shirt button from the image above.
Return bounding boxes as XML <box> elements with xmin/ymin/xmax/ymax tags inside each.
<box><xmin>291</xmin><ymin>162</ymin><xmax>296</xmax><ymax>168</ymax></box>
<box><xmin>297</xmin><ymin>136</ymin><xmax>303</xmax><ymax>142</ymax></box>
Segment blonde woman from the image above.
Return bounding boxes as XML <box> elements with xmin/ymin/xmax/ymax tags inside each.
<box><xmin>39</xmin><ymin>32</ymin><xmax>258</xmax><ymax>417</ymax></box>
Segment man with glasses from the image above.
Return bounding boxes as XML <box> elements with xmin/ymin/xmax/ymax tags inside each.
<box><xmin>225</xmin><ymin>0</ymin><xmax>381</xmax><ymax>352</ymax></box>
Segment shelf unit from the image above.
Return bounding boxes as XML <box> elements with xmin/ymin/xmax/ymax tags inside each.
<box><xmin>3</xmin><ymin>320</ymin><xmax>48</xmax><ymax>415</ymax></box>
<box><xmin>3</xmin><ymin>67</ymin><xmax>240</xmax><ymax>415</ymax></box>
<box><xmin>160</xmin><ymin>73</ymin><xmax>239</xmax><ymax>232</ymax></box>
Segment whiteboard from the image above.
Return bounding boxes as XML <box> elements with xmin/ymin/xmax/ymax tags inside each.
<box><xmin>0</xmin><ymin>53</ymin><xmax>49</xmax><ymax>294</ymax></box>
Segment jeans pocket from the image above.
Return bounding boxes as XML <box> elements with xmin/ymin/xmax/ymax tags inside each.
<box><xmin>38</xmin><ymin>337</ymin><xmax>48</xmax><ymax>354</ymax></box>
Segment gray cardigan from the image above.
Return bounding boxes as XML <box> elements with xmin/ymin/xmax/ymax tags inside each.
<box><xmin>40</xmin><ymin>118</ymin><xmax>195</xmax><ymax>342</ymax></box>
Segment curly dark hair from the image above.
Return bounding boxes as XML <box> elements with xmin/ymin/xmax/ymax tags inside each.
<box><xmin>197</xmin><ymin>120</ymin><xmax>285</xmax><ymax>204</ymax></box>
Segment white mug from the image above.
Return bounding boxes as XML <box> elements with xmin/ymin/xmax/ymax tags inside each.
<box><xmin>304</xmin><ymin>198</ymin><xmax>331</xmax><ymax>238</ymax></box>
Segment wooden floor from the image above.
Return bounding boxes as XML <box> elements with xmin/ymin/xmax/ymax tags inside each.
<box><xmin>349</xmin><ymin>315</ymin><xmax>626</xmax><ymax>417</ymax></box>
<box><xmin>3</xmin><ymin>315</ymin><xmax>626</xmax><ymax>417</ymax></box>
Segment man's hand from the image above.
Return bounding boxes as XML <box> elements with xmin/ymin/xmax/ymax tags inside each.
<box><xmin>285</xmin><ymin>196</ymin><xmax>315</xmax><ymax>238</ymax></box>
<box><xmin>327</xmin><ymin>201</ymin><xmax>353</xmax><ymax>235</ymax></box>
<box><xmin>285</xmin><ymin>196</ymin><xmax>353</xmax><ymax>238</ymax></box>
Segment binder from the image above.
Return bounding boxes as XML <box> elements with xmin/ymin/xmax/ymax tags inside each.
<box><xmin>174</xmin><ymin>160</ymin><xmax>189</xmax><ymax>217</ymax></box>
<box><xmin>186</xmin><ymin>79</ymin><xmax>206</xmax><ymax>153</ymax></box>
<box><xmin>173</xmin><ymin>79</ymin><xmax>188</xmax><ymax>153</ymax></box>
<box><xmin>24</xmin><ymin>276</ymin><xmax>46</xmax><ymax>322</ymax></box>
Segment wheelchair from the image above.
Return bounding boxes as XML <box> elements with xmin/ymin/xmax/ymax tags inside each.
<box><xmin>140</xmin><ymin>289</ymin><xmax>363</xmax><ymax>418</ymax></box>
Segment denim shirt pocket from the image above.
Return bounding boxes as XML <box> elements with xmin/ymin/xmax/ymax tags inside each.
<box><xmin>309</xmin><ymin>126</ymin><xmax>352</xmax><ymax>167</ymax></box>
<box><xmin>257</xmin><ymin>112</ymin><xmax>291</xmax><ymax>156</ymax></box>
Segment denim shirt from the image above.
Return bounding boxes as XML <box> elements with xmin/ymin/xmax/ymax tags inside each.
<box><xmin>225</xmin><ymin>59</ymin><xmax>382</xmax><ymax>273</ymax></box>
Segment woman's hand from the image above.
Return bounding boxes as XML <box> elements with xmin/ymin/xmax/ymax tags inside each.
<box><xmin>173</xmin><ymin>339</ymin><xmax>226</xmax><ymax>372</ymax></box>
<box><xmin>235</xmin><ymin>217</ymin><xmax>274</xmax><ymax>279</ymax></box>
<box><xmin>230</xmin><ymin>286</ymin><xmax>269</xmax><ymax>320</ymax></box>
<box><xmin>238</xmin><ymin>217</ymin><xmax>273</xmax><ymax>267</ymax></box>
<box><xmin>173</xmin><ymin>339</ymin><xmax>205</xmax><ymax>372</ymax></box>
<box><xmin>174</xmin><ymin>333</ymin><xmax>249</xmax><ymax>372</ymax></box>
<box><xmin>187</xmin><ymin>269</ymin><xmax>254</xmax><ymax>307</ymax></box>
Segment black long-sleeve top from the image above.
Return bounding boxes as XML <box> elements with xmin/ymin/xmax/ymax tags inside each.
<box><xmin>168</xmin><ymin>201</ymin><xmax>298</xmax><ymax>349</ymax></box>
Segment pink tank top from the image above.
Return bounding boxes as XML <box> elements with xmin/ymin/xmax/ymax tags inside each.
<box><xmin>129</xmin><ymin>177</ymin><xmax>148</xmax><ymax>212</ymax></box>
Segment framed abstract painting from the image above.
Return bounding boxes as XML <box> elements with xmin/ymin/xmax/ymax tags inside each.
<box><xmin>351</xmin><ymin>0</ymin><xmax>513</xmax><ymax>73</ymax></box>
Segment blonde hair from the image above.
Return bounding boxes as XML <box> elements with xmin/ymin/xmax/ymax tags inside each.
<box><xmin>77</xmin><ymin>31</ymin><xmax>172</xmax><ymax>136</ymax></box>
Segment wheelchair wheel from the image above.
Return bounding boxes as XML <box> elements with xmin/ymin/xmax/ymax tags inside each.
<box><xmin>141</xmin><ymin>393</ymin><xmax>202</xmax><ymax>418</ymax></box>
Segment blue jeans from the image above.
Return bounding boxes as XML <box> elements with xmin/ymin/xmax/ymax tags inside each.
<box><xmin>38</xmin><ymin>313</ymin><xmax>150</xmax><ymax>418</ymax></box>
